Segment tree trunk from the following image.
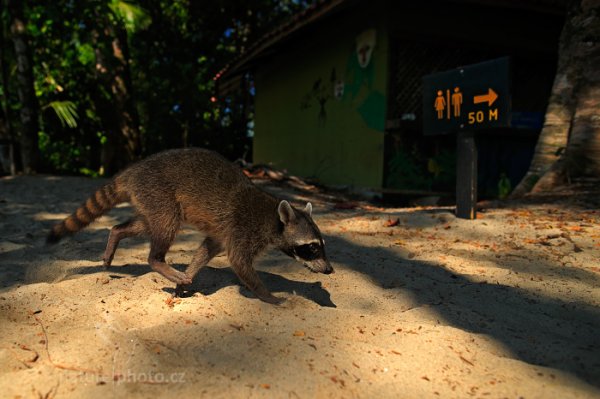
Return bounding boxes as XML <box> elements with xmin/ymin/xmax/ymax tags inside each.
<box><xmin>93</xmin><ymin>15</ymin><xmax>141</xmax><ymax>175</ymax></box>
<box><xmin>0</xmin><ymin>8</ymin><xmax>15</xmax><ymax>175</ymax></box>
<box><xmin>0</xmin><ymin>6</ymin><xmax>13</xmax><ymax>139</ymax></box>
<box><xmin>512</xmin><ymin>0</ymin><xmax>600</xmax><ymax>196</ymax></box>
<box><xmin>7</xmin><ymin>0</ymin><xmax>40</xmax><ymax>174</ymax></box>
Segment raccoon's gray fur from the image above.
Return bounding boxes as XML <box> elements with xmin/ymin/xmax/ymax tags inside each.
<box><xmin>47</xmin><ymin>148</ymin><xmax>333</xmax><ymax>304</ymax></box>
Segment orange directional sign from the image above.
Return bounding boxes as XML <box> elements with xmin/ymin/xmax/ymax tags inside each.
<box><xmin>473</xmin><ymin>88</ymin><xmax>498</xmax><ymax>106</ymax></box>
<box><xmin>423</xmin><ymin>57</ymin><xmax>511</xmax><ymax>135</ymax></box>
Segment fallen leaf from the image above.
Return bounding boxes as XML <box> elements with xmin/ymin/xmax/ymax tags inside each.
<box><xmin>384</xmin><ymin>218</ymin><xmax>400</xmax><ymax>227</ymax></box>
<box><xmin>330</xmin><ymin>376</ymin><xmax>346</xmax><ymax>387</ymax></box>
<box><xmin>165</xmin><ymin>297</ymin><xmax>181</xmax><ymax>308</ymax></box>
<box><xmin>459</xmin><ymin>355</ymin><xmax>474</xmax><ymax>366</ymax></box>
<box><xmin>17</xmin><ymin>344</ymin><xmax>39</xmax><ymax>363</ymax></box>
<box><xmin>333</xmin><ymin>202</ymin><xmax>358</xmax><ymax>210</ymax></box>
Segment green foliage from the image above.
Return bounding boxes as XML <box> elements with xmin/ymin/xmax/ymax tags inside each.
<box><xmin>0</xmin><ymin>0</ymin><xmax>312</xmax><ymax>174</ymax></box>
<box><xmin>386</xmin><ymin>147</ymin><xmax>431</xmax><ymax>190</ymax></box>
<box><xmin>79</xmin><ymin>167</ymin><xmax>101</xmax><ymax>178</ymax></box>
<box><xmin>38</xmin><ymin>131</ymin><xmax>84</xmax><ymax>172</ymax></box>
<box><xmin>429</xmin><ymin>150</ymin><xmax>456</xmax><ymax>188</ymax></box>
<box><xmin>76</xmin><ymin>43</ymin><xmax>95</xmax><ymax>66</ymax></box>
<box><xmin>386</xmin><ymin>147</ymin><xmax>456</xmax><ymax>191</ymax></box>
<box><xmin>45</xmin><ymin>101</ymin><xmax>78</xmax><ymax>128</ymax></box>
<box><xmin>498</xmin><ymin>173</ymin><xmax>512</xmax><ymax>199</ymax></box>
<box><xmin>109</xmin><ymin>0</ymin><xmax>151</xmax><ymax>33</ymax></box>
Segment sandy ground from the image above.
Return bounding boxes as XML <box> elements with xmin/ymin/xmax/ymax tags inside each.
<box><xmin>0</xmin><ymin>175</ymin><xmax>599</xmax><ymax>399</ymax></box>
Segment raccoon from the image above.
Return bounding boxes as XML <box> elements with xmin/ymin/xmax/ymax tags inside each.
<box><xmin>46</xmin><ymin>148</ymin><xmax>333</xmax><ymax>304</ymax></box>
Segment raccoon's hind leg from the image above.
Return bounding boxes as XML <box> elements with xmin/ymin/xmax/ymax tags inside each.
<box><xmin>103</xmin><ymin>217</ymin><xmax>147</xmax><ymax>268</ymax></box>
<box><xmin>174</xmin><ymin>237</ymin><xmax>223</xmax><ymax>296</ymax></box>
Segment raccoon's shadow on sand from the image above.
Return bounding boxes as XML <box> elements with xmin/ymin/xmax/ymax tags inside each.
<box><xmin>60</xmin><ymin>261</ymin><xmax>335</xmax><ymax>307</ymax></box>
<box><xmin>161</xmin><ymin>266</ymin><xmax>336</xmax><ymax>308</ymax></box>
<box><xmin>35</xmin><ymin>230</ymin><xmax>335</xmax><ymax>307</ymax></box>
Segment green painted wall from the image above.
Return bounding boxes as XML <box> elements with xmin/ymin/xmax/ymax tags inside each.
<box><xmin>253</xmin><ymin>5</ymin><xmax>388</xmax><ymax>189</ymax></box>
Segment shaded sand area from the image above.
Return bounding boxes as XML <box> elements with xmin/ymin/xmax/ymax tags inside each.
<box><xmin>1</xmin><ymin>175</ymin><xmax>599</xmax><ymax>398</ymax></box>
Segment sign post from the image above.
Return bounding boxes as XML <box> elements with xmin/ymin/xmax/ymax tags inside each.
<box><xmin>422</xmin><ymin>57</ymin><xmax>511</xmax><ymax>219</ymax></box>
<box><xmin>456</xmin><ymin>132</ymin><xmax>477</xmax><ymax>219</ymax></box>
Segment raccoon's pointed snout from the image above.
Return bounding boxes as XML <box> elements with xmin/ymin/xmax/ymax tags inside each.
<box><xmin>311</xmin><ymin>258</ymin><xmax>334</xmax><ymax>274</ymax></box>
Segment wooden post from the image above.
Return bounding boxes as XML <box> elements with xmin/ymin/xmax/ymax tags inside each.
<box><xmin>456</xmin><ymin>131</ymin><xmax>477</xmax><ymax>219</ymax></box>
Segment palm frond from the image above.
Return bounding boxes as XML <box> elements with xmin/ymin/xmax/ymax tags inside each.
<box><xmin>46</xmin><ymin>101</ymin><xmax>79</xmax><ymax>128</ymax></box>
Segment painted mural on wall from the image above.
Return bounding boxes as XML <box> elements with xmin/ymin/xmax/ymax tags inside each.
<box><xmin>300</xmin><ymin>68</ymin><xmax>340</xmax><ymax>126</ymax></box>
<box><xmin>299</xmin><ymin>28</ymin><xmax>385</xmax><ymax>131</ymax></box>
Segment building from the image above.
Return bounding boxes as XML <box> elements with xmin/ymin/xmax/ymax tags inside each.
<box><xmin>216</xmin><ymin>0</ymin><xmax>565</xmax><ymax>197</ymax></box>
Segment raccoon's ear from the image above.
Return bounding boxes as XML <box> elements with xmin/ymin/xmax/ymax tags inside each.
<box><xmin>278</xmin><ymin>200</ymin><xmax>295</xmax><ymax>224</ymax></box>
<box><xmin>304</xmin><ymin>202</ymin><xmax>312</xmax><ymax>217</ymax></box>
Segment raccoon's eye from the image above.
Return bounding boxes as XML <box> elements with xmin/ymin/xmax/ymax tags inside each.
<box><xmin>294</xmin><ymin>243</ymin><xmax>321</xmax><ymax>261</ymax></box>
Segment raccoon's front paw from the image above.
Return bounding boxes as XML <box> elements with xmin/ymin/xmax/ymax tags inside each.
<box><xmin>165</xmin><ymin>270</ymin><xmax>193</xmax><ymax>285</ymax></box>
<box><xmin>261</xmin><ymin>295</ymin><xmax>286</xmax><ymax>305</ymax></box>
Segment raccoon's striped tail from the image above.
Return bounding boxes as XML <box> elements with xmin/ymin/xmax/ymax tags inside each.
<box><xmin>46</xmin><ymin>180</ymin><xmax>127</xmax><ymax>244</ymax></box>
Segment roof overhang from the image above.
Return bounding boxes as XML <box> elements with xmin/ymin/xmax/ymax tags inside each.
<box><xmin>214</xmin><ymin>0</ymin><xmax>353</xmax><ymax>96</ymax></box>
<box><xmin>215</xmin><ymin>0</ymin><xmax>567</xmax><ymax>96</ymax></box>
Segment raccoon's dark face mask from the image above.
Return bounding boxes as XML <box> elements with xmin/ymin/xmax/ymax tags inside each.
<box><xmin>282</xmin><ymin>242</ymin><xmax>333</xmax><ymax>274</ymax></box>
<box><xmin>293</xmin><ymin>242</ymin><xmax>322</xmax><ymax>261</ymax></box>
